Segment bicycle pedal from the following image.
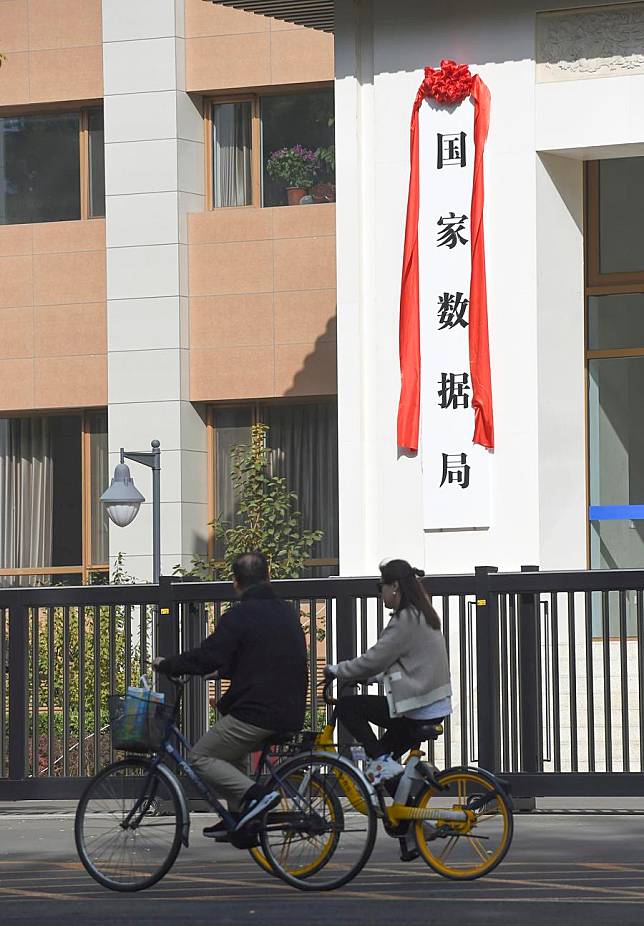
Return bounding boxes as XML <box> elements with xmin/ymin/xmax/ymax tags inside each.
<box><xmin>400</xmin><ymin>848</ymin><xmax>420</xmax><ymax>863</ymax></box>
<box><xmin>398</xmin><ymin>838</ymin><xmax>419</xmax><ymax>862</ymax></box>
<box><xmin>229</xmin><ymin>827</ymin><xmax>260</xmax><ymax>850</ymax></box>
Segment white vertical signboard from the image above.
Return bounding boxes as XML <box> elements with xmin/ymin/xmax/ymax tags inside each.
<box><xmin>418</xmin><ymin>98</ymin><xmax>491</xmax><ymax>530</ymax></box>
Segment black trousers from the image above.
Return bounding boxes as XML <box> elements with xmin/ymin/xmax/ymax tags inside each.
<box><xmin>336</xmin><ymin>694</ymin><xmax>439</xmax><ymax>759</ymax></box>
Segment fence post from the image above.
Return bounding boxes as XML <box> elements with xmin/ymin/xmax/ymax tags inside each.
<box><xmin>475</xmin><ymin>566</ymin><xmax>501</xmax><ymax>772</ymax></box>
<box><xmin>155</xmin><ymin>576</ymin><xmax>179</xmax><ymax>706</ymax></box>
<box><xmin>518</xmin><ymin>565</ymin><xmax>541</xmax><ymax>778</ymax></box>
<box><xmin>182</xmin><ymin>598</ymin><xmax>208</xmax><ymax>749</ymax></box>
<box><xmin>8</xmin><ymin>603</ymin><xmax>28</xmax><ymax>781</ymax></box>
<box><xmin>335</xmin><ymin>592</ymin><xmax>357</xmax><ymax>750</ymax></box>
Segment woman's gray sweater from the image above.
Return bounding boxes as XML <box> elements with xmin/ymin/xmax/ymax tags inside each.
<box><xmin>329</xmin><ymin>605</ymin><xmax>451</xmax><ymax>717</ymax></box>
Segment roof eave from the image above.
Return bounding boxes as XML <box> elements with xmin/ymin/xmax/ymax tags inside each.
<box><xmin>203</xmin><ymin>0</ymin><xmax>334</xmax><ymax>33</ymax></box>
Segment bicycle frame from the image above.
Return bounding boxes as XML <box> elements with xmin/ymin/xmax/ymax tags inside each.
<box><xmin>315</xmin><ymin>682</ymin><xmax>472</xmax><ymax>827</ymax></box>
<box><xmin>134</xmin><ymin>698</ymin><xmax>334</xmax><ymax>842</ymax></box>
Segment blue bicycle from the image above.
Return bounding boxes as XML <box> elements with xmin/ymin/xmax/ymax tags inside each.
<box><xmin>74</xmin><ymin>677</ymin><xmax>376</xmax><ymax>892</ymax></box>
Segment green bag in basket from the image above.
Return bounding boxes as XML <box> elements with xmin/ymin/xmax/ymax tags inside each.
<box><xmin>110</xmin><ymin>687</ymin><xmax>166</xmax><ymax>751</ymax></box>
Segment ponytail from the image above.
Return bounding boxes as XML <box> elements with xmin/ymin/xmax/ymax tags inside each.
<box><xmin>379</xmin><ymin>559</ymin><xmax>441</xmax><ymax>630</ymax></box>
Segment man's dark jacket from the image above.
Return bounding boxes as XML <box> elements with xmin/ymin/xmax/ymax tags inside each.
<box><xmin>158</xmin><ymin>584</ymin><xmax>307</xmax><ymax>732</ymax></box>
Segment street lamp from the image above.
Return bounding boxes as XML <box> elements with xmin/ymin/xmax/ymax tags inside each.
<box><xmin>101</xmin><ymin>440</ymin><xmax>161</xmax><ymax>583</ymax></box>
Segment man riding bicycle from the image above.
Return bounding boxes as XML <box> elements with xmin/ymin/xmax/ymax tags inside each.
<box><xmin>153</xmin><ymin>550</ymin><xmax>307</xmax><ymax>837</ymax></box>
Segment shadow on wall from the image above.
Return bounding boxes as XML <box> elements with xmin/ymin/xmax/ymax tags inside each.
<box><xmin>336</xmin><ymin>0</ymin><xmax>591</xmax><ymax>78</ymax></box>
<box><xmin>284</xmin><ymin>314</ymin><xmax>337</xmax><ymax>396</ymax></box>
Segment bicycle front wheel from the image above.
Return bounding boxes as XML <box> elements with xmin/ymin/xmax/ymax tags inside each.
<box><xmin>413</xmin><ymin>767</ymin><xmax>513</xmax><ymax>880</ymax></box>
<box><xmin>75</xmin><ymin>757</ymin><xmax>184</xmax><ymax>892</ymax></box>
<box><xmin>259</xmin><ymin>753</ymin><xmax>377</xmax><ymax>891</ymax></box>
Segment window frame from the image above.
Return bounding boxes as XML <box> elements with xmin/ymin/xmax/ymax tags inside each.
<box><xmin>204</xmin><ymin>84</ymin><xmax>334</xmax><ymax>212</ymax></box>
<box><xmin>0</xmin><ymin>409</ymin><xmax>108</xmax><ymax>584</ymax></box>
<box><xmin>0</xmin><ymin>103</ymin><xmax>104</xmax><ymax>225</ymax></box>
<box><xmin>205</xmin><ymin>94</ymin><xmax>260</xmax><ymax>209</ymax></box>
<box><xmin>207</xmin><ymin>399</ymin><xmax>339</xmax><ymax>571</ymax></box>
<box><xmin>586</xmin><ymin>160</ymin><xmax>644</xmax><ymax>288</ymax></box>
<box><xmin>585</xmin><ymin>161</ymin><xmax>644</xmax><ymax>575</ymax></box>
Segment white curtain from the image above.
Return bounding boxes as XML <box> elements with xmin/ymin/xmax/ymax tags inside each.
<box><xmin>0</xmin><ymin>417</ymin><xmax>53</xmax><ymax>582</ymax></box>
<box><xmin>213</xmin><ymin>102</ymin><xmax>252</xmax><ymax>207</ymax></box>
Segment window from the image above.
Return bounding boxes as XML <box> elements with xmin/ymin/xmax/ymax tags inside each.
<box><xmin>88</xmin><ymin>109</ymin><xmax>106</xmax><ymax>219</ymax></box>
<box><xmin>0</xmin><ymin>411</ymin><xmax>108</xmax><ymax>585</ymax></box>
<box><xmin>212</xmin><ymin>102</ymin><xmax>252</xmax><ymax>207</ymax></box>
<box><xmin>0</xmin><ymin>108</ymin><xmax>105</xmax><ymax>226</ymax></box>
<box><xmin>209</xmin><ymin>401</ymin><xmax>338</xmax><ymax>575</ymax></box>
<box><xmin>209</xmin><ymin>89</ymin><xmax>334</xmax><ymax>209</ymax></box>
<box><xmin>586</xmin><ymin>160</ymin><xmax>644</xmax><ymax>572</ymax></box>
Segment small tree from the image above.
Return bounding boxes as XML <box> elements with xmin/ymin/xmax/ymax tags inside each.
<box><xmin>178</xmin><ymin>423</ymin><xmax>323</xmax><ymax>580</ymax></box>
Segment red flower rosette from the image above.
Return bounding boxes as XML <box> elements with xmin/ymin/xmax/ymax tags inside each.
<box><xmin>422</xmin><ymin>59</ymin><xmax>474</xmax><ymax>105</ymax></box>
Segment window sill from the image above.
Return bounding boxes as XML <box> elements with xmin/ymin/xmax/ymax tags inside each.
<box><xmin>209</xmin><ymin>202</ymin><xmax>336</xmax><ymax>212</ymax></box>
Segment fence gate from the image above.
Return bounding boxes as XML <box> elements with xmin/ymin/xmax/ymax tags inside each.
<box><xmin>3</xmin><ymin>569</ymin><xmax>644</xmax><ymax>800</ymax></box>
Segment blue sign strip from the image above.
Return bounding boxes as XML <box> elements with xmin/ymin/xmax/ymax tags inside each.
<box><xmin>589</xmin><ymin>505</ymin><xmax>644</xmax><ymax>521</ymax></box>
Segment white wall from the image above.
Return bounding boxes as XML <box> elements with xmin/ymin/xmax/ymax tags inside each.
<box><xmin>334</xmin><ymin>0</ymin><xmax>644</xmax><ymax>576</ymax></box>
<box><xmin>103</xmin><ymin>0</ymin><xmax>207</xmax><ymax>580</ymax></box>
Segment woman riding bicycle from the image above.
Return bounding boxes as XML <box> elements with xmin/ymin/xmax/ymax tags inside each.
<box><xmin>325</xmin><ymin>557</ymin><xmax>452</xmax><ymax>786</ymax></box>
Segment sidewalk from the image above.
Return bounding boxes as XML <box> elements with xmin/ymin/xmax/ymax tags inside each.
<box><xmin>0</xmin><ymin>801</ymin><xmax>78</xmax><ymax>815</ymax></box>
<box><xmin>3</xmin><ymin>796</ymin><xmax>644</xmax><ymax>815</ymax></box>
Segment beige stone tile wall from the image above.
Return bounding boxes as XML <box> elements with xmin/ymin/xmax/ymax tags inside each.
<box><xmin>0</xmin><ymin>0</ymin><xmax>102</xmax><ymax>107</ymax></box>
<box><xmin>189</xmin><ymin>204</ymin><xmax>336</xmax><ymax>401</ymax></box>
<box><xmin>0</xmin><ymin>219</ymin><xmax>107</xmax><ymax>411</ymax></box>
<box><xmin>185</xmin><ymin>0</ymin><xmax>333</xmax><ymax>91</ymax></box>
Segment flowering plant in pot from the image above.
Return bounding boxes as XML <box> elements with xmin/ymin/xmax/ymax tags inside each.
<box><xmin>311</xmin><ymin>145</ymin><xmax>335</xmax><ymax>203</ymax></box>
<box><xmin>266</xmin><ymin>145</ymin><xmax>319</xmax><ymax>205</ymax></box>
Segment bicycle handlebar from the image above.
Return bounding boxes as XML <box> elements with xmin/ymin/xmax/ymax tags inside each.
<box><xmin>321</xmin><ymin>676</ymin><xmax>336</xmax><ymax>706</ymax></box>
<box><xmin>320</xmin><ymin>676</ymin><xmax>360</xmax><ymax>706</ymax></box>
<box><xmin>152</xmin><ymin>666</ymin><xmax>189</xmax><ymax>687</ymax></box>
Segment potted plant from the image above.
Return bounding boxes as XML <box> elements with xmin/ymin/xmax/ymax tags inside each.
<box><xmin>266</xmin><ymin>145</ymin><xmax>319</xmax><ymax>205</ymax></box>
<box><xmin>311</xmin><ymin>145</ymin><xmax>335</xmax><ymax>203</ymax></box>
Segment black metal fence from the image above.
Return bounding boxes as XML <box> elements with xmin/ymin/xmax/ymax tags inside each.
<box><xmin>3</xmin><ymin>567</ymin><xmax>644</xmax><ymax>799</ymax></box>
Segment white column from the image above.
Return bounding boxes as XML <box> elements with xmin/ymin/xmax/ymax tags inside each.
<box><xmin>335</xmin><ymin>0</ymin><xmax>427</xmax><ymax>574</ymax></box>
<box><xmin>536</xmin><ymin>154</ymin><xmax>586</xmax><ymax>570</ymax></box>
<box><xmin>102</xmin><ymin>0</ymin><xmax>207</xmax><ymax>581</ymax></box>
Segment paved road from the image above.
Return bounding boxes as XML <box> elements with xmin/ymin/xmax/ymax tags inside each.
<box><xmin>2</xmin><ymin>812</ymin><xmax>644</xmax><ymax>924</ymax></box>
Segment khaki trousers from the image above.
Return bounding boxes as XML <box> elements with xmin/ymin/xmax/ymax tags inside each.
<box><xmin>189</xmin><ymin>713</ymin><xmax>273</xmax><ymax>811</ymax></box>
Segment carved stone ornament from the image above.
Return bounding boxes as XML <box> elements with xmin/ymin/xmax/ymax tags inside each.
<box><xmin>537</xmin><ymin>2</ymin><xmax>644</xmax><ymax>82</ymax></box>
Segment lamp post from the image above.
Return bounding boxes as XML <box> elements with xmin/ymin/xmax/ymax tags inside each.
<box><xmin>100</xmin><ymin>440</ymin><xmax>161</xmax><ymax>583</ymax></box>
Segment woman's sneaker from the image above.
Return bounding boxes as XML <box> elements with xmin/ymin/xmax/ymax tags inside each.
<box><xmin>364</xmin><ymin>754</ymin><xmax>404</xmax><ymax>785</ymax></box>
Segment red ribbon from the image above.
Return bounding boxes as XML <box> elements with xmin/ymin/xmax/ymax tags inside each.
<box><xmin>397</xmin><ymin>61</ymin><xmax>494</xmax><ymax>453</ymax></box>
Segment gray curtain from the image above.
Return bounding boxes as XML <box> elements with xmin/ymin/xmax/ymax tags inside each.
<box><xmin>89</xmin><ymin>412</ymin><xmax>109</xmax><ymax>565</ymax></box>
<box><xmin>264</xmin><ymin>403</ymin><xmax>339</xmax><ymax>562</ymax></box>
<box><xmin>212</xmin><ymin>102</ymin><xmax>252</xmax><ymax>207</ymax></box>
<box><xmin>0</xmin><ymin>417</ymin><xmax>53</xmax><ymax>582</ymax></box>
<box><xmin>214</xmin><ymin>408</ymin><xmax>252</xmax><ymax>558</ymax></box>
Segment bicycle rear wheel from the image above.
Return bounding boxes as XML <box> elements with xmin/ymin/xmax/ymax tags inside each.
<box><xmin>413</xmin><ymin>767</ymin><xmax>513</xmax><ymax>880</ymax></box>
<box><xmin>259</xmin><ymin>753</ymin><xmax>377</xmax><ymax>891</ymax></box>
<box><xmin>249</xmin><ymin>767</ymin><xmax>342</xmax><ymax>879</ymax></box>
<box><xmin>75</xmin><ymin>757</ymin><xmax>184</xmax><ymax>891</ymax></box>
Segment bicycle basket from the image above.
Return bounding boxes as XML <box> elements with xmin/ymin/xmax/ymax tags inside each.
<box><xmin>109</xmin><ymin>691</ymin><xmax>174</xmax><ymax>753</ymax></box>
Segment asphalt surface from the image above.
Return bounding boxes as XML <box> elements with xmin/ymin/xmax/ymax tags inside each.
<box><xmin>2</xmin><ymin>812</ymin><xmax>644</xmax><ymax>924</ymax></box>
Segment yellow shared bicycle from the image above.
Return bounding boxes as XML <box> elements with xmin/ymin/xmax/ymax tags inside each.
<box><xmin>252</xmin><ymin>679</ymin><xmax>514</xmax><ymax>890</ymax></box>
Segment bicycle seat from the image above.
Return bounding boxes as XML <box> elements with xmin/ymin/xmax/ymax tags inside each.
<box><xmin>415</xmin><ymin>722</ymin><xmax>444</xmax><ymax>740</ymax></box>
